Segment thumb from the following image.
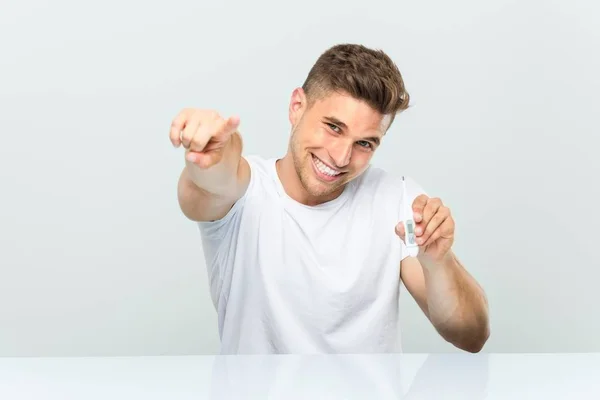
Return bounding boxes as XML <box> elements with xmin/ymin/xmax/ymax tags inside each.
<box><xmin>186</xmin><ymin>149</ymin><xmax>223</xmax><ymax>169</ymax></box>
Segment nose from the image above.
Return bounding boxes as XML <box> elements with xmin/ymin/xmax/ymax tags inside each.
<box><xmin>329</xmin><ymin>140</ymin><xmax>353</xmax><ymax>168</ymax></box>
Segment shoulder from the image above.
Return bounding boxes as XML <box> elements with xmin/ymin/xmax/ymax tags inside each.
<box><xmin>349</xmin><ymin>164</ymin><xmax>428</xmax><ymax>223</ymax></box>
<box><xmin>353</xmin><ymin>164</ymin><xmax>427</xmax><ymax>202</ymax></box>
<box><xmin>196</xmin><ymin>154</ymin><xmax>275</xmax><ymax>233</ymax></box>
<box><xmin>244</xmin><ymin>154</ymin><xmax>271</xmax><ymax>173</ymax></box>
<box><xmin>241</xmin><ymin>154</ymin><xmax>276</xmax><ymax>183</ymax></box>
<box><xmin>240</xmin><ymin>154</ymin><xmax>280</xmax><ymax>195</ymax></box>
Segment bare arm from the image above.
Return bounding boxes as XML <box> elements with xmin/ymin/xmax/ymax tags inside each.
<box><xmin>401</xmin><ymin>251</ymin><xmax>490</xmax><ymax>353</ymax></box>
<box><xmin>178</xmin><ymin>133</ymin><xmax>250</xmax><ymax>222</ymax></box>
<box><xmin>170</xmin><ymin>109</ymin><xmax>250</xmax><ymax>222</ymax></box>
<box><xmin>396</xmin><ymin>194</ymin><xmax>490</xmax><ymax>352</ymax></box>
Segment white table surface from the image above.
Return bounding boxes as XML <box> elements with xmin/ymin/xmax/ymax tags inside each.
<box><xmin>1</xmin><ymin>353</ymin><xmax>598</xmax><ymax>399</ymax></box>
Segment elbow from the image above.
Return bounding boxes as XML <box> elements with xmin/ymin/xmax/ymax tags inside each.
<box><xmin>439</xmin><ymin>314</ymin><xmax>490</xmax><ymax>353</ymax></box>
<box><xmin>462</xmin><ymin>332</ymin><xmax>489</xmax><ymax>353</ymax></box>
<box><xmin>457</xmin><ymin>295</ymin><xmax>491</xmax><ymax>353</ymax></box>
<box><xmin>457</xmin><ymin>323</ymin><xmax>490</xmax><ymax>353</ymax></box>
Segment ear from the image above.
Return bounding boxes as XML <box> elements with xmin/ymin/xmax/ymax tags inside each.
<box><xmin>288</xmin><ymin>87</ymin><xmax>306</xmax><ymax>126</ymax></box>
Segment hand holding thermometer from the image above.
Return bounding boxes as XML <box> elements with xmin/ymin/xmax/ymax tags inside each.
<box><xmin>402</xmin><ymin>176</ymin><xmax>420</xmax><ymax>257</ymax></box>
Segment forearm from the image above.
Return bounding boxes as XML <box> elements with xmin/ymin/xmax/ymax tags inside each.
<box><xmin>178</xmin><ymin>132</ymin><xmax>248</xmax><ymax>222</ymax></box>
<box><xmin>420</xmin><ymin>251</ymin><xmax>490</xmax><ymax>352</ymax></box>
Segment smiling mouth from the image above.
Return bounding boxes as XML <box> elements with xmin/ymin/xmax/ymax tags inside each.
<box><xmin>311</xmin><ymin>154</ymin><xmax>344</xmax><ymax>181</ymax></box>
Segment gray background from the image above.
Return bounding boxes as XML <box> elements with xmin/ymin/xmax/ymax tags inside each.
<box><xmin>1</xmin><ymin>0</ymin><xmax>598</xmax><ymax>356</ymax></box>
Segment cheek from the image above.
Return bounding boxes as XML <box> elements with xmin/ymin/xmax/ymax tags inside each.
<box><xmin>350</xmin><ymin>149</ymin><xmax>373</xmax><ymax>166</ymax></box>
<box><xmin>302</xmin><ymin>127</ymin><xmax>329</xmax><ymax>146</ymax></box>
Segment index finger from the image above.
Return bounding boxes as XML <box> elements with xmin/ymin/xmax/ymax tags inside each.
<box><xmin>411</xmin><ymin>194</ymin><xmax>429</xmax><ymax>222</ymax></box>
<box><xmin>218</xmin><ymin>115</ymin><xmax>240</xmax><ymax>138</ymax></box>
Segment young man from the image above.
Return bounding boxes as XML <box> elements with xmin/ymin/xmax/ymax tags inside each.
<box><xmin>170</xmin><ymin>44</ymin><xmax>490</xmax><ymax>354</ymax></box>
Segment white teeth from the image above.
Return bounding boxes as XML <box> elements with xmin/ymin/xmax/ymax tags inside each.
<box><xmin>313</xmin><ymin>156</ymin><xmax>340</xmax><ymax>176</ymax></box>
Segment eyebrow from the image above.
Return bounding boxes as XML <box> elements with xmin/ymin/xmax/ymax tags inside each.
<box><xmin>323</xmin><ymin>116</ymin><xmax>381</xmax><ymax>146</ymax></box>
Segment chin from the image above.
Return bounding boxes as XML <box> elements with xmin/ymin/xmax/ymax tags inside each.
<box><xmin>306</xmin><ymin>181</ymin><xmax>336</xmax><ymax>198</ymax></box>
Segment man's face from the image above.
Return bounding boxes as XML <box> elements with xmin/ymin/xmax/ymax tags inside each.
<box><xmin>287</xmin><ymin>88</ymin><xmax>391</xmax><ymax>203</ymax></box>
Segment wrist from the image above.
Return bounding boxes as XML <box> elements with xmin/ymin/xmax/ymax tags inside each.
<box><xmin>418</xmin><ymin>250</ymin><xmax>454</xmax><ymax>271</ymax></box>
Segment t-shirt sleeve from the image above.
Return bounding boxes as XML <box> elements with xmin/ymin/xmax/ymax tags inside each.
<box><xmin>195</xmin><ymin>156</ymin><xmax>258</xmax><ymax>287</ymax></box>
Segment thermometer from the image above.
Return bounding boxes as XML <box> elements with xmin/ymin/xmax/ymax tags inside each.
<box><xmin>402</xmin><ymin>176</ymin><xmax>420</xmax><ymax>257</ymax></box>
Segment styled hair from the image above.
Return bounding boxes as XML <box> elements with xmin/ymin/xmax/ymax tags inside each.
<box><xmin>302</xmin><ymin>43</ymin><xmax>410</xmax><ymax>125</ymax></box>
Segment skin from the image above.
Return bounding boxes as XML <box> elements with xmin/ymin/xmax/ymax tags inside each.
<box><xmin>171</xmin><ymin>87</ymin><xmax>490</xmax><ymax>353</ymax></box>
<box><xmin>276</xmin><ymin>88</ymin><xmax>390</xmax><ymax>206</ymax></box>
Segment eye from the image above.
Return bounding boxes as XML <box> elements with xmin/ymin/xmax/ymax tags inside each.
<box><xmin>356</xmin><ymin>140</ymin><xmax>373</xmax><ymax>149</ymax></box>
<box><xmin>326</xmin><ymin>123</ymin><xmax>341</xmax><ymax>133</ymax></box>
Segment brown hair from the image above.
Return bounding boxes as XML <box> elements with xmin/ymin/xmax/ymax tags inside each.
<box><xmin>302</xmin><ymin>43</ymin><xmax>410</xmax><ymax>126</ymax></box>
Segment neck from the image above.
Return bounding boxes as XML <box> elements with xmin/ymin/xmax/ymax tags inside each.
<box><xmin>276</xmin><ymin>153</ymin><xmax>344</xmax><ymax>206</ymax></box>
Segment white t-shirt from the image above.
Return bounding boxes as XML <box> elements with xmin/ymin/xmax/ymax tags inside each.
<box><xmin>197</xmin><ymin>155</ymin><xmax>426</xmax><ymax>354</ymax></box>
